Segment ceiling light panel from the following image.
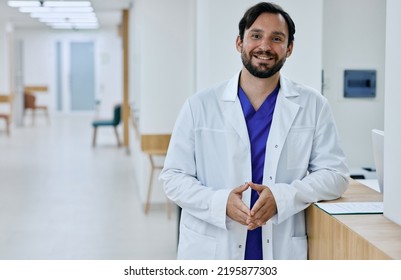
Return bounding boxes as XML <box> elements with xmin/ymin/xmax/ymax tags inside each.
<box><xmin>8</xmin><ymin>1</ymin><xmax>40</xmax><ymax>7</ymax></box>
<box><xmin>31</xmin><ymin>12</ymin><xmax>97</xmax><ymax>18</ymax></box>
<box><xmin>19</xmin><ymin>7</ymin><xmax>94</xmax><ymax>13</ymax></box>
<box><xmin>7</xmin><ymin>1</ymin><xmax>99</xmax><ymax>30</ymax></box>
<box><xmin>43</xmin><ymin>1</ymin><xmax>91</xmax><ymax>7</ymax></box>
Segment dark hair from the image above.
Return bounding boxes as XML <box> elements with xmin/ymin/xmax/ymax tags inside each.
<box><xmin>238</xmin><ymin>2</ymin><xmax>295</xmax><ymax>46</ymax></box>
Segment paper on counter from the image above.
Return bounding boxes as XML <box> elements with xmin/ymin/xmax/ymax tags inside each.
<box><xmin>315</xmin><ymin>201</ymin><xmax>383</xmax><ymax>215</ymax></box>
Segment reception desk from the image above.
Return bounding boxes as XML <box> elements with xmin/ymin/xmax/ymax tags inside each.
<box><xmin>306</xmin><ymin>179</ymin><xmax>401</xmax><ymax>259</ymax></box>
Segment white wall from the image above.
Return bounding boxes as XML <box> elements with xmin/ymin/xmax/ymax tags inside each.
<box><xmin>13</xmin><ymin>28</ymin><xmax>123</xmax><ymax>117</ymax></box>
<box><xmin>0</xmin><ymin>21</ymin><xmax>14</xmax><ymax>121</ymax></box>
<box><xmin>195</xmin><ymin>0</ymin><xmax>244</xmax><ymax>91</ymax></box>
<box><xmin>0</xmin><ymin>22</ymin><xmax>5</xmax><ymax>92</ymax></box>
<box><xmin>277</xmin><ymin>0</ymin><xmax>323</xmax><ymax>90</ymax></box>
<box><xmin>384</xmin><ymin>0</ymin><xmax>401</xmax><ymax>226</ymax></box>
<box><xmin>0</xmin><ymin>21</ymin><xmax>13</xmax><ymax>93</ymax></box>
<box><xmin>196</xmin><ymin>0</ymin><xmax>323</xmax><ymax>92</ymax></box>
<box><xmin>133</xmin><ymin>0</ymin><xmax>195</xmax><ymax>134</ymax></box>
<box><xmin>323</xmin><ymin>0</ymin><xmax>386</xmax><ymax>168</ymax></box>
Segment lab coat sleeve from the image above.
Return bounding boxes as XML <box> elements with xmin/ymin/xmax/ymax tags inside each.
<box><xmin>159</xmin><ymin>100</ymin><xmax>231</xmax><ymax>230</ymax></box>
<box><xmin>269</xmin><ymin>100</ymin><xmax>349</xmax><ymax>224</ymax></box>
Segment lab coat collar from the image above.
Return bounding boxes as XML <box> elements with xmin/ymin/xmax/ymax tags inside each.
<box><xmin>220</xmin><ymin>72</ymin><xmax>300</xmax><ymax>101</ymax></box>
<box><xmin>221</xmin><ymin>72</ymin><xmax>241</xmax><ymax>101</ymax></box>
<box><xmin>279</xmin><ymin>75</ymin><xmax>300</xmax><ymax>98</ymax></box>
<box><xmin>218</xmin><ymin>71</ymin><xmax>301</xmax><ymax>163</ymax></box>
<box><xmin>218</xmin><ymin>72</ymin><xmax>248</xmax><ymax>148</ymax></box>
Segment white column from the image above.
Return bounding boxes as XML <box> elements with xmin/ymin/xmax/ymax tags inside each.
<box><xmin>0</xmin><ymin>21</ymin><xmax>12</xmax><ymax>92</ymax></box>
<box><xmin>384</xmin><ymin>0</ymin><xmax>401</xmax><ymax>226</ymax></box>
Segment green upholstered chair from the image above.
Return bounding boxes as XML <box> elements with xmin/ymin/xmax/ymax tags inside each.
<box><xmin>92</xmin><ymin>104</ymin><xmax>121</xmax><ymax>147</ymax></box>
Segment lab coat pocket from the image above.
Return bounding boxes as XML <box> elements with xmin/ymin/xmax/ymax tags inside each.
<box><xmin>177</xmin><ymin>223</ymin><xmax>217</xmax><ymax>260</ymax></box>
<box><xmin>291</xmin><ymin>235</ymin><xmax>308</xmax><ymax>260</ymax></box>
<box><xmin>286</xmin><ymin>127</ymin><xmax>314</xmax><ymax>170</ymax></box>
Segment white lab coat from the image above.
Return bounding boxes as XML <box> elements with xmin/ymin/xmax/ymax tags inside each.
<box><xmin>159</xmin><ymin>72</ymin><xmax>349</xmax><ymax>260</ymax></box>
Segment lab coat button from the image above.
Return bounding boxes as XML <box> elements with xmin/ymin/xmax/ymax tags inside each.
<box><xmin>269</xmin><ymin>176</ymin><xmax>272</xmax><ymax>180</ymax></box>
<box><xmin>238</xmin><ymin>245</ymin><xmax>242</xmax><ymax>249</ymax></box>
<box><xmin>275</xmin><ymin>145</ymin><xmax>278</xmax><ymax>148</ymax></box>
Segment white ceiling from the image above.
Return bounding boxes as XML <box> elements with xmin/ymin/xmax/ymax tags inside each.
<box><xmin>0</xmin><ymin>0</ymin><xmax>132</xmax><ymax>29</ymax></box>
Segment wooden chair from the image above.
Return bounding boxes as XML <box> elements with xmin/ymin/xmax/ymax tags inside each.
<box><xmin>92</xmin><ymin>104</ymin><xmax>122</xmax><ymax>147</ymax></box>
<box><xmin>0</xmin><ymin>94</ymin><xmax>13</xmax><ymax>136</ymax></box>
<box><xmin>23</xmin><ymin>91</ymin><xmax>49</xmax><ymax>126</ymax></box>
<box><xmin>141</xmin><ymin>134</ymin><xmax>172</xmax><ymax>218</ymax></box>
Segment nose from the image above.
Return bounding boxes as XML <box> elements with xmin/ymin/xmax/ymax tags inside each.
<box><xmin>258</xmin><ymin>38</ymin><xmax>272</xmax><ymax>52</ymax></box>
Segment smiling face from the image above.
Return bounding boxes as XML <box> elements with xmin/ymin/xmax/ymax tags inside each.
<box><xmin>236</xmin><ymin>12</ymin><xmax>293</xmax><ymax>79</ymax></box>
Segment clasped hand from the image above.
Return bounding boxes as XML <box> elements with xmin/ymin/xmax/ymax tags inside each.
<box><xmin>226</xmin><ymin>182</ymin><xmax>277</xmax><ymax>231</ymax></box>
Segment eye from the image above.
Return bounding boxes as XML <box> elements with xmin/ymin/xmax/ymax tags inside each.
<box><xmin>251</xmin><ymin>33</ymin><xmax>262</xmax><ymax>39</ymax></box>
<box><xmin>272</xmin><ymin>37</ymin><xmax>283</xmax><ymax>42</ymax></box>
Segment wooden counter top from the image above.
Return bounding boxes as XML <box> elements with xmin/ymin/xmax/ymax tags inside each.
<box><xmin>307</xmin><ymin>179</ymin><xmax>401</xmax><ymax>259</ymax></box>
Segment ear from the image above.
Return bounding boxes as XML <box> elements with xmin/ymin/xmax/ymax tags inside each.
<box><xmin>236</xmin><ymin>36</ymin><xmax>243</xmax><ymax>53</ymax></box>
<box><xmin>286</xmin><ymin>41</ymin><xmax>294</xmax><ymax>58</ymax></box>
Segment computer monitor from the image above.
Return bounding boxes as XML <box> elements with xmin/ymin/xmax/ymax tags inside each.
<box><xmin>371</xmin><ymin>129</ymin><xmax>384</xmax><ymax>193</ymax></box>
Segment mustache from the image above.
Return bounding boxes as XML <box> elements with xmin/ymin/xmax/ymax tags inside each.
<box><xmin>251</xmin><ymin>50</ymin><xmax>277</xmax><ymax>58</ymax></box>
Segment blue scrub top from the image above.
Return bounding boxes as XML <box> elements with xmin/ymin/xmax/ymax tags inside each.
<box><xmin>238</xmin><ymin>83</ymin><xmax>279</xmax><ymax>260</ymax></box>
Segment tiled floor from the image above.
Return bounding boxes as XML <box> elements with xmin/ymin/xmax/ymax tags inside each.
<box><xmin>0</xmin><ymin>115</ymin><xmax>178</xmax><ymax>260</ymax></box>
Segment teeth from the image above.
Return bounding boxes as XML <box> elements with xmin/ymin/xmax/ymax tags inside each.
<box><xmin>256</xmin><ymin>55</ymin><xmax>271</xmax><ymax>60</ymax></box>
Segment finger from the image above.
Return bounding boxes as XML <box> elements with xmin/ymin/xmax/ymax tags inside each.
<box><xmin>250</xmin><ymin>186</ymin><xmax>275</xmax><ymax>217</ymax></box>
<box><xmin>247</xmin><ymin>220</ymin><xmax>266</xmax><ymax>230</ymax></box>
<box><xmin>248</xmin><ymin>182</ymin><xmax>266</xmax><ymax>194</ymax></box>
<box><xmin>247</xmin><ymin>223</ymin><xmax>258</xmax><ymax>230</ymax></box>
<box><xmin>238</xmin><ymin>199</ymin><xmax>251</xmax><ymax>217</ymax></box>
<box><xmin>252</xmin><ymin>201</ymin><xmax>276</xmax><ymax>226</ymax></box>
<box><xmin>246</xmin><ymin>209</ymin><xmax>266</xmax><ymax>224</ymax></box>
<box><xmin>231</xmin><ymin>203</ymin><xmax>251</xmax><ymax>226</ymax></box>
<box><xmin>237</xmin><ymin>210</ymin><xmax>251</xmax><ymax>225</ymax></box>
<box><xmin>250</xmin><ymin>189</ymin><xmax>267</xmax><ymax>216</ymax></box>
<box><xmin>234</xmin><ymin>183</ymin><xmax>250</xmax><ymax>194</ymax></box>
<box><xmin>250</xmin><ymin>198</ymin><xmax>265</xmax><ymax>217</ymax></box>
<box><xmin>232</xmin><ymin>184</ymin><xmax>251</xmax><ymax>215</ymax></box>
<box><xmin>252</xmin><ymin>208</ymin><xmax>268</xmax><ymax>224</ymax></box>
<box><xmin>227</xmin><ymin>189</ymin><xmax>251</xmax><ymax>224</ymax></box>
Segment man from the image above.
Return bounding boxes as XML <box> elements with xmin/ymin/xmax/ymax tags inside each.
<box><xmin>159</xmin><ymin>2</ymin><xmax>348</xmax><ymax>260</ymax></box>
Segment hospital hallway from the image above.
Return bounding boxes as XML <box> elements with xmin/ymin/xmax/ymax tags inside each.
<box><xmin>0</xmin><ymin>115</ymin><xmax>178</xmax><ymax>260</ymax></box>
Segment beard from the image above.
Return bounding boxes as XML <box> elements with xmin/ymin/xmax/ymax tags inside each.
<box><xmin>241</xmin><ymin>50</ymin><xmax>286</xmax><ymax>79</ymax></box>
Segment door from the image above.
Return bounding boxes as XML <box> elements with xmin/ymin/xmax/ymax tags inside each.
<box><xmin>70</xmin><ymin>42</ymin><xmax>95</xmax><ymax>111</ymax></box>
